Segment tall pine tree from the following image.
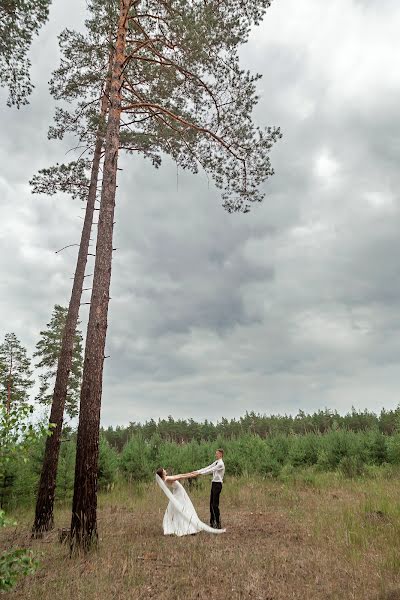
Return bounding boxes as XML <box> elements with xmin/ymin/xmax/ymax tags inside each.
<box><xmin>64</xmin><ymin>0</ymin><xmax>281</xmax><ymax>552</ymax></box>
<box><xmin>29</xmin><ymin>15</ymin><xmax>118</xmax><ymax>537</ymax></box>
<box><xmin>30</xmin><ymin>100</ymin><xmax>112</xmax><ymax>537</ymax></box>
<box><xmin>29</xmin><ymin>13</ymin><xmax>119</xmax><ymax>536</ymax></box>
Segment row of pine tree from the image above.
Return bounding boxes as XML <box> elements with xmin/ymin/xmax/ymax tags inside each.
<box><xmin>0</xmin><ymin>306</ymin><xmax>83</xmax><ymax>419</ymax></box>
<box><xmin>101</xmin><ymin>407</ymin><xmax>400</xmax><ymax>448</ymax></box>
<box><xmin>5</xmin><ymin>428</ymin><xmax>400</xmax><ymax>512</ymax></box>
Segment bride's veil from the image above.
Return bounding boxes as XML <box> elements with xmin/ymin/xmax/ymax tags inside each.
<box><xmin>155</xmin><ymin>475</ymin><xmax>225</xmax><ymax>534</ymax></box>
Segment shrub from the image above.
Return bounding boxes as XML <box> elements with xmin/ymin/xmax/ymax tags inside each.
<box><xmin>119</xmin><ymin>434</ymin><xmax>152</xmax><ymax>481</ymax></box>
<box><xmin>339</xmin><ymin>456</ymin><xmax>365</xmax><ymax>478</ymax></box>
<box><xmin>386</xmin><ymin>434</ymin><xmax>400</xmax><ymax>465</ymax></box>
<box><xmin>55</xmin><ymin>439</ymin><xmax>76</xmax><ymax>501</ymax></box>
<box><xmin>98</xmin><ymin>436</ymin><xmax>119</xmax><ymax>490</ymax></box>
<box><xmin>319</xmin><ymin>430</ymin><xmax>363</xmax><ymax>470</ymax></box>
<box><xmin>0</xmin><ymin>545</ymin><xmax>38</xmax><ymax>592</ymax></box>
<box><xmin>267</xmin><ymin>435</ymin><xmax>291</xmax><ymax>465</ymax></box>
<box><xmin>288</xmin><ymin>434</ymin><xmax>320</xmax><ymax>467</ymax></box>
<box><xmin>364</xmin><ymin>430</ymin><xmax>388</xmax><ymax>465</ymax></box>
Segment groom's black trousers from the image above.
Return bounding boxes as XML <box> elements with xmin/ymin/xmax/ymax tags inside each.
<box><xmin>210</xmin><ymin>482</ymin><xmax>222</xmax><ymax>527</ymax></box>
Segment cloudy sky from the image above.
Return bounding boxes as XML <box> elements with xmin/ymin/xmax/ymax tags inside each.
<box><xmin>1</xmin><ymin>0</ymin><xmax>400</xmax><ymax>427</ymax></box>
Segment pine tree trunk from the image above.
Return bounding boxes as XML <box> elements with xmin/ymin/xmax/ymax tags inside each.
<box><xmin>69</xmin><ymin>0</ymin><xmax>129</xmax><ymax>553</ymax></box>
<box><xmin>32</xmin><ymin>89</ymin><xmax>111</xmax><ymax>538</ymax></box>
<box><xmin>6</xmin><ymin>348</ymin><xmax>12</xmax><ymax>414</ymax></box>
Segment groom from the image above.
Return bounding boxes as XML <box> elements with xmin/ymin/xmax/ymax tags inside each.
<box><xmin>193</xmin><ymin>449</ymin><xmax>225</xmax><ymax>529</ymax></box>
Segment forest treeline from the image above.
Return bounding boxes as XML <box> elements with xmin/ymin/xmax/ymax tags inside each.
<box><xmin>4</xmin><ymin>424</ymin><xmax>400</xmax><ymax>510</ymax></box>
<box><xmin>101</xmin><ymin>407</ymin><xmax>400</xmax><ymax>450</ymax></box>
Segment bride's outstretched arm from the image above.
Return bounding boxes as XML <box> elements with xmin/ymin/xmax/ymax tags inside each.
<box><xmin>165</xmin><ymin>472</ymin><xmax>198</xmax><ymax>482</ymax></box>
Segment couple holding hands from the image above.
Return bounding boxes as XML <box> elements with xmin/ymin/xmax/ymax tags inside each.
<box><xmin>156</xmin><ymin>449</ymin><xmax>225</xmax><ymax>536</ymax></box>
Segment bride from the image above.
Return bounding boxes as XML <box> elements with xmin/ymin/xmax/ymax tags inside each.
<box><xmin>156</xmin><ymin>468</ymin><xmax>225</xmax><ymax>536</ymax></box>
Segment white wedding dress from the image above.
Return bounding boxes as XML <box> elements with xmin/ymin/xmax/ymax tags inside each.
<box><xmin>156</xmin><ymin>475</ymin><xmax>225</xmax><ymax>536</ymax></box>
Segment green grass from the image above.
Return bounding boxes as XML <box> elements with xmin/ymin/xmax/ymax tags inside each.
<box><xmin>2</xmin><ymin>472</ymin><xmax>400</xmax><ymax>599</ymax></box>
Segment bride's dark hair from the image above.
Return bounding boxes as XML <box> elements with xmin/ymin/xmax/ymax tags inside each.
<box><xmin>156</xmin><ymin>467</ymin><xmax>165</xmax><ymax>479</ymax></box>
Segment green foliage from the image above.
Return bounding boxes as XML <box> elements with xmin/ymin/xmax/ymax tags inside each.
<box><xmin>0</xmin><ymin>509</ymin><xmax>14</xmax><ymax>527</ymax></box>
<box><xmin>288</xmin><ymin>434</ymin><xmax>320</xmax><ymax>467</ymax></box>
<box><xmin>98</xmin><ymin>436</ymin><xmax>119</xmax><ymax>490</ymax></box>
<box><xmin>101</xmin><ymin>407</ymin><xmax>400</xmax><ymax>447</ymax></box>
<box><xmin>0</xmin><ymin>332</ymin><xmax>34</xmax><ymax>411</ymax></box>
<box><xmin>55</xmin><ymin>438</ymin><xmax>76</xmax><ymax>501</ymax></box>
<box><xmin>0</xmin><ymin>405</ymin><xmax>51</xmax><ymax>510</ymax></box>
<box><xmin>385</xmin><ymin>434</ymin><xmax>400</xmax><ymax>464</ymax></box>
<box><xmin>338</xmin><ymin>456</ymin><xmax>365</xmax><ymax>479</ymax></box>
<box><xmin>47</xmin><ymin>0</ymin><xmax>281</xmax><ymax>213</ymax></box>
<box><xmin>0</xmin><ymin>0</ymin><xmax>51</xmax><ymax>107</ymax></box>
<box><xmin>119</xmin><ymin>434</ymin><xmax>152</xmax><ymax>482</ymax></box>
<box><xmin>0</xmin><ymin>545</ymin><xmax>38</xmax><ymax>592</ymax></box>
<box><xmin>7</xmin><ymin>421</ymin><xmax>400</xmax><ymax>506</ymax></box>
<box><xmin>317</xmin><ymin>430</ymin><xmax>361</xmax><ymax>471</ymax></box>
<box><xmin>34</xmin><ymin>304</ymin><xmax>84</xmax><ymax>418</ymax></box>
<box><xmin>365</xmin><ymin>430</ymin><xmax>388</xmax><ymax>465</ymax></box>
<box><xmin>0</xmin><ymin>403</ymin><xmax>47</xmax><ymax>483</ymax></box>
<box><xmin>1</xmin><ymin>431</ymin><xmax>119</xmax><ymax>507</ymax></box>
<box><xmin>266</xmin><ymin>435</ymin><xmax>291</xmax><ymax>465</ymax></box>
<box><xmin>0</xmin><ymin>403</ymin><xmax>49</xmax><ymax>590</ymax></box>
<box><xmin>157</xmin><ymin>438</ymin><xmax>209</xmax><ymax>476</ymax></box>
<box><xmin>30</xmin><ymin>160</ymin><xmax>91</xmax><ymax>202</ymax></box>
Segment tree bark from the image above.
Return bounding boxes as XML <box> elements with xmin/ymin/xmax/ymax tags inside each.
<box><xmin>69</xmin><ymin>0</ymin><xmax>129</xmax><ymax>553</ymax></box>
<box><xmin>32</xmin><ymin>84</ymin><xmax>111</xmax><ymax>538</ymax></box>
<box><xmin>6</xmin><ymin>347</ymin><xmax>12</xmax><ymax>414</ymax></box>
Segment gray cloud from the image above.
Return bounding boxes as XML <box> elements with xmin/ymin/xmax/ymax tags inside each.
<box><xmin>1</xmin><ymin>0</ymin><xmax>400</xmax><ymax>425</ymax></box>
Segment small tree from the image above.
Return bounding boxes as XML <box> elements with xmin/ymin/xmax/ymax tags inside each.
<box><xmin>0</xmin><ymin>402</ymin><xmax>50</xmax><ymax>591</ymax></box>
<box><xmin>0</xmin><ymin>333</ymin><xmax>33</xmax><ymax>413</ymax></box>
<box><xmin>0</xmin><ymin>0</ymin><xmax>51</xmax><ymax>107</ymax></box>
<box><xmin>34</xmin><ymin>304</ymin><xmax>83</xmax><ymax>419</ymax></box>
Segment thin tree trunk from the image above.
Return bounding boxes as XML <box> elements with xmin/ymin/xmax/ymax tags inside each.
<box><xmin>70</xmin><ymin>0</ymin><xmax>129</xmax><ymax>553</ymax></box>
<box><xmin>32</xmin><ymin>86</ymin><xmax>111</xmax><ymax>538</ymax></box>
<box><xmin>6</xmin><ymin>348</ymin><xmax>12</xmax><ymax>414</ymax></box>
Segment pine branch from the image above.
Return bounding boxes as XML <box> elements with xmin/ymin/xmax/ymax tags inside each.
<box><xmin>55</xmin><ymin>244</ymin><xmax>80</xmax><ymax>254</ymax></box>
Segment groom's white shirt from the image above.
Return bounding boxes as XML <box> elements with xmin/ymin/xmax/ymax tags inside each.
<box><xmin>196</xmin><ymin>458</ymin><xmax>225</xmax><ymax>483</ymax></box>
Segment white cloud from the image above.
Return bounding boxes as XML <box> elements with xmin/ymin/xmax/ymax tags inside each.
<box><xmin>314</xmin><ymin>150</ymin><xmax>339</xmax><ymax>179</ymax></box>
<box><xmin>364</xmin><ymin>190</ymin><xmax>396</xmax><ymax>212</ymax></box>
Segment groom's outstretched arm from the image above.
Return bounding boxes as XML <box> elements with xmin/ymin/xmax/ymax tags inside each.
<box><xmin>195</xmin><ymin>461</ymin><xmax>218</xmax><ymax>476</ymax></box>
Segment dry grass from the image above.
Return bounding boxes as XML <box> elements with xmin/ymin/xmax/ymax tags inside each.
<box><xmin>2</xmin><ymin>473</ymin><xmax>400</xmax><ymax>599</ymax></box>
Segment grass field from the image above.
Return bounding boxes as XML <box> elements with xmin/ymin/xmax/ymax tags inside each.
<box><xmin>2</xmin><ymin>472</ymin><xmax>400</xmax><ymax>599</ymax></box>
